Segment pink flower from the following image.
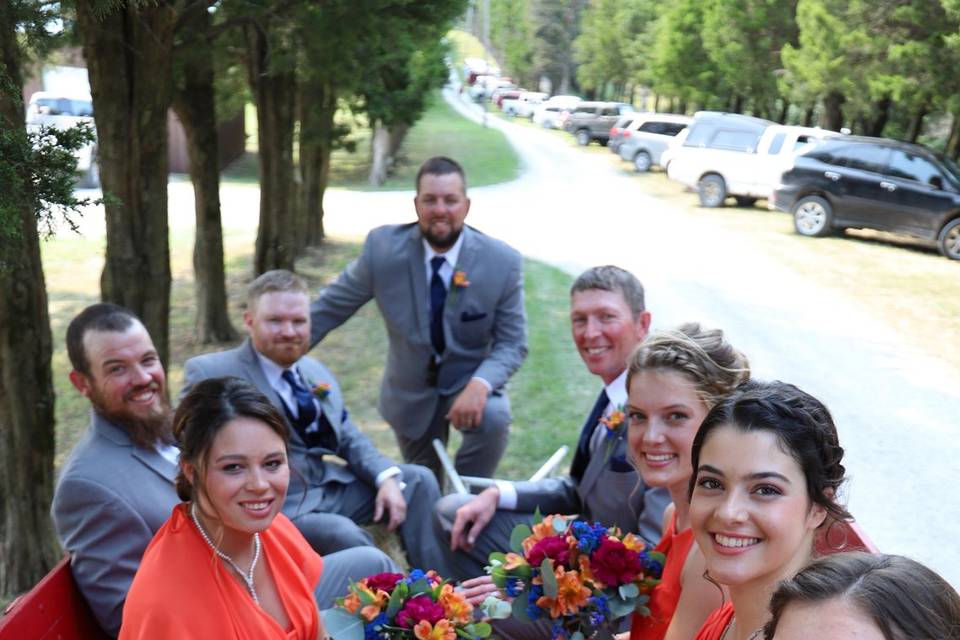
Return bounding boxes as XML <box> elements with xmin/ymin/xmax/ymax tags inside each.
<box><xmin>395</xmin><ymin>595</ymin><xmax>446</xmax><ymax>628</ymax></box>
<box><xmin>365</xmin><ymin>572</ymin><xmax>404</xmax><ymax>594</ymax></box>
<box><xmin>527</xmin><ymin>535</ymin><xmax>572</xmax><ymax>567</ymax></box>
<box><xmin>590</xmin><ymin>537</ymin><xmax>642</xmax><ymax>587</ymax></box>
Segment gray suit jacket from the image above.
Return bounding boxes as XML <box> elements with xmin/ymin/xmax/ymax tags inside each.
<box><xmin>510</xmin><ymin>426</ymin><xmax>670</xmax><ymax>544</ymax></box>
<box><xmin>310</xmin><ymin>223</ymin><xmax>528</xmax><ymax>439</ymax></box>
<box><xmin>181</xmin><ymin>340</ymin><xmax>395</xmax><ymax>517</ymax></box>
<box><xmin>51</xmin><ymin>412</ymin><xmax>180</xmax><ymax>636</ymax></box>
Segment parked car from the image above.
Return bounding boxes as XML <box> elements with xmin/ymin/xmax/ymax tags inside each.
<box><xmin>563</xmin><ymin>101</ymin><xmax>635</xmax><ymax>146</ymax></box>
<box><xmin>504</xmin><ymin>91</ymin><xmax>548</xmax><ymax>118</ymax></box>
<box><xmin>25</xmin><ymin>91</ymin><xmax>99</xmax><ymax>188</ymax></box>
<box><xmin>606</xmin><ymin>115</ymin><xmax>636</xmax><ymax>154</ymax></box>
<box><xmin>667</xmin><ymin>112</ymin><xmax>838</xmax><ymax>207</ymax></box>
<box><xmin>494</xmin><ymin>89</ymin><xmax>523</xmax><ymax>109</ymax></box>
<box><xmin>772</xmin><ymin>136</ymin><xmax>960</xmax><ymax>260</ymax></box>
<box><xmin>617</xmin><ymin>113</ymin><xmax>693</xmax><ymax>172</ymax></box>
<box><xmin>532</xmin><ymin>95</ymin><xmax>582</xmax><ymax>129</ymax></box>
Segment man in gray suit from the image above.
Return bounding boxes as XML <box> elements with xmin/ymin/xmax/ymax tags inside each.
<box><xmin>435</xmin><ymin>266</ymin><xmax>671</xmax><ymax>581</ymax></box>
<box><xmin>52</xmin><ymin>303</ymin><xmax>395</xmax><ymax>637</ymax></box>
<box><xmin>310</xmin><ymin>156</ymin><xmax>527</xmax><ymax>482</ymax></box>
<box><xmin>182</xmin><ymin>270</ymin><xmax>451</xmax><ymax>575</ymax></box>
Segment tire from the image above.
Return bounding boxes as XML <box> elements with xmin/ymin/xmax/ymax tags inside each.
<box><xmin>734</xmin><ymin>196</ymin><xmax>757</xmax><ymax>207</ymax></box>
<box><xmin>633</xmin><ymin>150</ymin><xmax>652</xmax><ymax>173</ymax></box>
<box><xmin>698</xmin><ymin>174</ymin><xmax>727</xmax><ymax>208</ymax></box>
<box><xmin>793</xmin><ymin>195</ymin><xmax>834</xmax><ymax>237</ymax></box>
<box><xmin>938</xmin><ymin>217</ymin><xmax>960</xmax><ymax>260</ymax></box>
<box><xmin>576</xmin><ymin>129</ymin><xmax>591</xmax><ymax>146</ymax></box>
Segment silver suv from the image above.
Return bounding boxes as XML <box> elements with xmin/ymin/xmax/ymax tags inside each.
<box><xmin>617</xmin><ymin>113</ymin><xmax>692</xmax><ymax>172</ymax></box>
<box><xmin>563</xmin><ymin>101</ymin><xmax>634</xmax><ymax>146</ymax></box>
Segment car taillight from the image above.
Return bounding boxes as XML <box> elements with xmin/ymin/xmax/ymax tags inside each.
<box><xmin>623</xmin><ymin>131</ymin><xmax>631</xmax><ymax>137</ymax></box>
<box><xmin>611</xmin><ymin>127</ymin><xmax>620</xmax><ymax>136</ymax></box>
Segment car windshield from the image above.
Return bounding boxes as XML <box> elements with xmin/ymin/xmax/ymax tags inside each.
<box><xmin>934</xmin><ymin>151</ymin><xmax>960</xmax><ymax>186</ymax></box>
<box><xmin>35</xmin><ymin>97</ymin><xmax>93</xmax><ymax>117</ymax></box>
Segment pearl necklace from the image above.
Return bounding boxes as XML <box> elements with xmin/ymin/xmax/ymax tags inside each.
<box><xmin>190</xmin><ymin>503</ymin><xmax>261</xmax><ymax>605</ymax></box>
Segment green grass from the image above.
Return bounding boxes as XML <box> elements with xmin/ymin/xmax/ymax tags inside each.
<box><xmin>225</xmin><ymin>91</ymin><xmax>520</xmax><ymax>191</ymax></box>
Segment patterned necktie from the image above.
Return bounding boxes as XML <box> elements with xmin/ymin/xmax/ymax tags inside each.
<box><xmin>430</xmin><ymin>256</ymin><xmax>447</xmax><ymax>355</ymax></box>
<box><xmin>570</xmin><ymin>388</ymin><xmax>610</xmax><ymax>482</ymax></box>
<box><xmin>281</xmin><ymin>369</ymin><xmax>318</xmax><ymax>432</ymax></box>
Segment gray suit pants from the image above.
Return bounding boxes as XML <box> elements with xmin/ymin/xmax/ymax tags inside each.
<box><xmin>315</xmin><ymin>545</ymin><xmax>397</xmax><ymax>608</ymax></box>
<box><xmin>395</xmin><ymin>391</ymin><xmax>511</xmax><ymax>485</ymax></box>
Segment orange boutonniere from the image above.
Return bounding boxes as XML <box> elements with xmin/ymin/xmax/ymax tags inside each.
<box><xmin>311</xmin><ymin>382</ymin><xmax>331</xmax><ymax>400</ymax></box>
<box><xmin>600</xmin><ymin>407</ymin><xmax>625</xmax><ymax>435</ymax></box>
<box><xmin>452</xmin><ymin>270</ymin><xmax>470</xmax><ymax>288</ymax></box>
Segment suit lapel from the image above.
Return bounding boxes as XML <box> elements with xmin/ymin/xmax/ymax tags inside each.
<box><xmin>447</xmin><ymin>226</ymin><xmax>476</xmax><ymax>315</ymax></box>
<box><xmin>93</xmin><ymin>412</ymin><xmax>177</xmax><ymax>484</ymax></box>
<box><xmin>239</xmin><ymin>338</ymin><xmax>286</xmax><ymax>414</ymax></box>
<box><xmin>295</xmin><ymin>358</ymin><xmax>339</xmax><ymax>447</ymax></box>
<box><xmin>407</xmin><ymin>226</ymin><xmax>430</xmax><ymax>343</ymax></box>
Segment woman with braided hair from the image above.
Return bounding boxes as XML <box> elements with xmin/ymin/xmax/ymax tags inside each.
<box><xmin>689</xmin><ymin>380</ymin><xmax>851</xmax><ymax>640</ymax></box>
<box><xmin>625</xmin><ymin>322</ymin><xmax>750</xmax><ymax>640</ymax></box>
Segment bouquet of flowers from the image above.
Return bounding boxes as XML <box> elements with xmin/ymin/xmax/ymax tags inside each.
<box><xmin>322</xmin><ymin>569</ymin><xmax>492</xmax><ymax>640</ymax></box>
<box><xmin>482</xmin><ymin>514</ymin><xmax>664</xmax><ymax>640</ymax></box>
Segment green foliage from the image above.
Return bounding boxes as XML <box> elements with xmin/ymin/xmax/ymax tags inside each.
<box><xmin>489</xmin><ymin>0</ymin><xmax>534</xmax><ymax>86</ymax></box>
<box><xmin>648</xmin><ymin>0</ymin><xmax>722</xmax><ymax>108</ymax></box>
<box><xmin>531</xmin><ymin>0</ymin><xmax>586</xmax><ymax>94</ymax></box>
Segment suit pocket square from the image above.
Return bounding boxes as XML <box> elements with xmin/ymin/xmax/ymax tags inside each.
<box><xmin>608</xmin><ymin>454</ymin><xmax>633</xmax><ymax>473</ymax></box>
<box><xmin>460</xmin><ymin>311</ymin><xmax>488</xmax><ymax>322</ymax></box>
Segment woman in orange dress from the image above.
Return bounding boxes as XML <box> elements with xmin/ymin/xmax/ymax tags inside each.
<box><xmin>625</xmin><ymin>323</ymin><xmax>749</xmax><ymax>640</ymax></box>
<box><xmin>689</xmin><ymin>380</ymin><xmax>850</xmax><ymax>640</ymax></box>
<box><xmin>120</xmin><ymin>377</ymin><xmax>330</xmax><ymax>640</ymax></box>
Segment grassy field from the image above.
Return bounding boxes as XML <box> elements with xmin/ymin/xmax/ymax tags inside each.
<box><xmin>224</xmin><ymin>90</ymin><xmax>520</xmax><ymax>192</ymax></box>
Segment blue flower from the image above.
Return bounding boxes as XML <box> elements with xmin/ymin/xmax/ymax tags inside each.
<box><xmin>406</xmin><ymin>568</ymin><xmax>426</xmax><ymax>584</ymax></box>
<box><xmin>525</xmin><ymin>584</ymin><xmax>544</xmax><ymax>619</ymax></box>
<box><xmin>588</xmin><ymin>594</ymin><xmax>610</xmax><ymax>626</ymax></box>
<box><xmin>550</xmin><ymin>621</ymin><xmax>568</xmax><ymax>639</ymax></box>
<box><xmin>571</xmin><ymin>520</ymin><xmax>607</xmax><ymax>554</ymax></box>
<box><xmin>363</xmin><ymin>613</ymin><xmax>389</xmax><ymax>640</ymax></box>
<box><xmin>504</xmin><ymin>577</ymin><xmax>523</xmax><ymax>598</ymax></box>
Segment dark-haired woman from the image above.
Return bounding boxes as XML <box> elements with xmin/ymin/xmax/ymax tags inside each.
<box><xmin>764</xmin><ymin>552</ymin><xmax>960</xmax><ymax>640</ymax></box>
<box><xmin>689</xmin><ymin>380</ymin><xmax>851</xmax><ymax>640</ymax></box>
<box><xmin>119</xmin><ymin>377</ymin><xmax>329</xmax><ymax>640</ymax></box>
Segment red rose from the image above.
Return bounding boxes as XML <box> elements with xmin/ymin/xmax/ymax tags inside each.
<box><xmin>527</xmin><ymin>535</ymin><xmax>572</xmax><ymax>567</ymax></box>
<box><xmin>395</xmin><ymin>595</ymin><xmax>445</xmax><ymax>628</ymax></box>
<box><xmin>590</xmin><ymin>537</ymin><xmax>642</xmax><ymax>586</ymax></box>
<box><xmin>365</xmin><ymin>572</ymin><xmax>404</xmax><ymax>594</ymax></box>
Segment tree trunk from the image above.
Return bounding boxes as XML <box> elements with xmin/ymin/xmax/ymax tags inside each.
<box><xmin>947</xmin><ymin>111</ymin><xmax>960</xmax><ymax>161</ymax></box>
<box><xmin>803</xmin><ymin>104</ymin><xmax>815</xmax><ymax>127</ymax></box>
<box><xmin>75</xmin><ymin>0</ymin><xmax>175</xmax><ymax>367</ymax></box>
<box><xmin>864</xmin><ymin>95</ymin><xmax>891</xmax><ymax>137</ymax></box>
<box><xmin>778</xmin><ymin>100</ymin><xmax>790</xmax><ymax>124</ymax></box>
<box><xmin>820</xmin><ymin>92</ymin><xmax>845</xmax><ymax>132</ymax></box>
<box><xmin>906</xmin><ymin>104</ymin><xmax>927</xmax><ymax>143</ymax></box>
<box><xmin>653</xmin><ymin>94</ymin><xmax>661</xmax><ymax>112</ymax></box>
<box><xmin>245</xmin><ymin>23</ymin><xmax>297</xmax><ymax>275</ymax></box>
<box><xmin>0</xmin><ymin>2</ymin><xmax>62</xmax><ymax>596</ymax></box>
<box><xmin>388</xmin><ymin>123</ymin><xmax>410</xmax><ymax>163</ymax></box>
<box><xmin>172</xmin><ymin>8</ymin><xmax>238</xmax><ymax>344</ymax></box>
<box><xmin>369</xmin><ymin>121</ymin><xmax>391</xmax><ymax>186</ymax></box>
<box><xmin>298</xmin><ymin>79</ymin><xmax>337</xmax><ymax>249</ymax></box>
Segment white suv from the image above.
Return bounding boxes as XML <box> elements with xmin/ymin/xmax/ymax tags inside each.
<box><xmin>25</xmin><ymin>91</ymin><xmax>99</xmax><ymax>188</ymax></box>
<box><xmin>667</xmin><ymin>112</ymin><xmax>838</xmax><ymax>207</ymax></box>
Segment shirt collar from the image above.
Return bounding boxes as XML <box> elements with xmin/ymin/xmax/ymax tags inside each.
<box><xmin>604</xmin><ymin>368</ymin><xmax>629</xmax><ymax>412</ymax></box>
<box><xmin>422</xmin><ymin>229</ymin><xmax>465</xmax><ymax>270</ymax></box>
<box><xmin>254</xmin><ymin>348</ymin><xmax>289</xmax><ymax>390</ymax></box>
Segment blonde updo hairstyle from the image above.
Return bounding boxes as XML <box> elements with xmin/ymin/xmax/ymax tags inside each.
<box><xmin>626</xmin><ymin>322</ymin><xmax>751</xmax><ymax>410</ymax></box>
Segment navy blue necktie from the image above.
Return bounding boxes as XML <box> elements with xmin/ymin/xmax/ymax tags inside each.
<box><xmin>570</xmin><ymin>388</ymin><xmax>610</xmax><ymax>482</ymax></box>
<box><xmin>430</xmin><ymin>256</ymin><xmax>447</xmax><ymax>355</ymax></box>
<box><xmin>281</xmin><ymin>369</ymin><xmax>318</xmax><ymax>432</ymax></box>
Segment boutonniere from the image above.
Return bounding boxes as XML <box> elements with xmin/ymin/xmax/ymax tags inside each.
<box><xmin>449</xmin><ymin>267</ymin><xmax>470</xmax><ymax>303</ymax></box>
<box><xmin>311</xmin><ymin>382</ymin><xmax>331</xmax><ymax>401</ymax></box>
<box><xmin>600</xmin><ymin>405</ymin><xmax>626</xmax><ymax>438</ymax></box>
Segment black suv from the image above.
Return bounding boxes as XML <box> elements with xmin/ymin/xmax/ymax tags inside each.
<box><xmin>772</xmin><ymin>136</ymin><xmax>960</xmax><ymax>260</ymax></box>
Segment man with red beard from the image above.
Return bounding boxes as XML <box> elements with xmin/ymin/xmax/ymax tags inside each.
<box><xmin>52</xmin><ymin>303</ymin><xmax>396</xmax><ymax>636</ymax></box>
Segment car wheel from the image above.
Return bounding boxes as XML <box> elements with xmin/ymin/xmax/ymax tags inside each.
<box><xmin>633</xmin><ymin>151</ymin><xmax>652</xmax><ymax>173</ymax></box>
<box><xmin>793</xmin><ymin>195</ymin><xmax>833</xmax><ymax>237</ymax></box>
<box><xmin>938</xmin><ymin>217</ymin><xmax>960</xmax><ymax>260</ymax></box>
<box><xmin>698</xmin><ymin>174</ymin><xmax>727</xmax><ymax>208</ymax></box>
<box><xmin>576</xmin><ymin>130</ymin><xmax>591</xmax><ymax>146</ymax></box>
<box><xmin>734</xmin><ymin>196</ymin><xmax>757</xmax><ymax>207</ymax></box>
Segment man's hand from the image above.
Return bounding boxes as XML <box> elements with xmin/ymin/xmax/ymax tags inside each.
<box><xmin>450</xmin><ymin>486</ymin><xmax>499</xmax><ymax>551</ymax></box>
<box><xmin>373</xmin><ymin>477</ymin><xmax>407</xmax><ymax>531</ymax></box>
<box><xmin>447</xmin><ymin>378</ymin><xmax>489</xmax><ymax>431</ymax></box>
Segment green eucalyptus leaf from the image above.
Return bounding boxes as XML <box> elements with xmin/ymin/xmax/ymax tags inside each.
<box><xmin>618</xmin><ymin>583</ymin><xmax>639</xmax><ymax>599</ymax></box>
<box><xmin>540</xmin><ymin>558</ymin><xmax>558</xmax><ymax>598</ymax></box>
<box><xmin>510</xmin><ymin>524</ymin><xmax>533</xmax><ymax>553</ymax></box>
<box><xmin>467</xmin><ymin>621</ymin><xmax>493</xmax><ymax>637</ymax></box>
<box><xmin>511</xmin><ymin>589</ymin><xmax>532</xmax><ymax>622</ymax></box>
<box><xmin>570</xmin><ymin>632</ymin><xmax>586</xmax><ymax>640</ymax></box>
<box><xmin>552</xmin><ymin>515</ymin><xmax>568</xmax><ymax>534</ymax></box>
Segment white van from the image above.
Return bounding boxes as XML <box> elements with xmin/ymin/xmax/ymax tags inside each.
<box><xmin>25</xmin><ymin>91</ymin><xmax>99</xmax><ymax>188</ymax></box>
<box><xmin>667</xmin><ymin>112</ymin><xmax>839</xmax><ymax>207</ymax></box>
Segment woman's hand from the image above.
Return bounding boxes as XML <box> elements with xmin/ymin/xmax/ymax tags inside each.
<box><xmin>457</xmin><ymin>575</ymin><xmax>502</xmax><ymax>606</ymax></box>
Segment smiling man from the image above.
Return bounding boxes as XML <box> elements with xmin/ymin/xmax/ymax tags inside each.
<box><xmin>181</xmin><ymin>270</ymin><xmax>451</xmax><ymax>576</ymax></box>
<box><xmin>435</xmin><ymin>266</ymin><xmax>670</xmax><ymax>582</ymax></box>
<box><xmin>52</xmin><ymin>304</ymin><xmax>395</xmax><ymax>636</ymax></box>
<box><xmin>309</xmin><ymin>156</ymin><xmax>528</xmax><ymax>483</ymax></box>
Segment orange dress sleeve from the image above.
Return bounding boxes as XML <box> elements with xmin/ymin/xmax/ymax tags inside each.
<box><xmin>119</xmin><ymin>504</ymin><xmax>323</xmax><ymax>640</ymax></box>
<box><xmin>692</xmin><ymin>603</ymin><xmax>735</xmax><ymax>640</ymax></box>
<box><xmin>629</xmin><ymin>513</ymin><xmax>696</xmax><ymax>640</ymax></box>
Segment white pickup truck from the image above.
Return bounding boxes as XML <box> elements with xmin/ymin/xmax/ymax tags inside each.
<box><xmin>667</xmin><ymin>112</ymin><xmax>839</xmax><ymax>207</ymax></box>
<box><xmin>25</xmin><ymin>91</ymin><xmax>99</xmax><ymax>188</ymax></box>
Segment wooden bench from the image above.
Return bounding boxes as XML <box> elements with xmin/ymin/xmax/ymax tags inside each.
<box><xmin>0</xmin><ymin>557</ymin><xmax>110</xmax><ymax>640</ymax></box>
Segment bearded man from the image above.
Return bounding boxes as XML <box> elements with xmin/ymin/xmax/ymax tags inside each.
<box><xmin>52</xmin><ymin>303</ymin><xmax>395</xmax><ymax>636</ymax></box>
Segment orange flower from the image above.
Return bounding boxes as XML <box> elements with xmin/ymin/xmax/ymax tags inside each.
<box><xmin>350</xmin><ymin>587</ymin><xmax>388</xmax><ymax>621</ymax></box>
<box><xmin>342</xmin><ymin>592</ymin><xmax>361</xmax><ymax>614</ymax></box>
<box><xmin>504</xmin><ymin>552</ymin><xmax>528</xmax><ymax>570</ymax></box>
<box><xmin>439</xmin><ymin>583</ymin><xmax>473</xmax><ymax>624</ymax></box>
<box><xmin>523</xmin><ymin>515</ymin><xmax>563</xmax><ymax>555</ymax></box>
<box><xmin>600</xmin><ymin>409</ymin><xmax>625</xmax><ymax>430</ymax></box>
<box><xmin>535</xmin><ymin>566</ymin><xmax>591</xmax><ymax>618</ymax></box>
<box><xmin>452</xmin><ymin>270</ymin><xmax>470</xmax><ymax>288</ymax></box>
<box><xmin>622</xmin><ymin>532</ymin><xmax>647</xmax><ymax>553</ymax></box>
<box><xmin>414</xmin><ymin>619</ymin><xmax>457</xmax><ymax>640</ymax></box>
<box><xmin>577</xmin><ymin>554</ymin><xmax>601</xmax><ymax>589</ymax></box>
